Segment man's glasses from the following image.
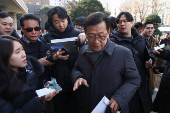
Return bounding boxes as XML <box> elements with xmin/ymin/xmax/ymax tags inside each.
<box><xmin>23</xmin><ymin>26</ymin><xmax>41</xmax><ymax>32</ymax></box>
<box><xmin>86</xmin><ymin>33</ymin><xmax>108</xmax><ymax>42</ymax></box>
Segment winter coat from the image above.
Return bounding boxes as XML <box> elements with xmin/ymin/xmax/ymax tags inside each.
<box><xmin>0</xmin><ymin>56</ymin><xmax>45</xmax><ymax>113</ymax></box>
<box><xmin>110</xmin><ymin>27</ymin><xmax>153</xmax><ymax>113</ymax></box>
<box><xmin>43</xmin><ymin>16</ymin><xmax>81</xmax><ymax>92</ymax></box>
<box><xmin>20</xmin><ymin>36</ymin><xmax>51</xmax><ymax>88</ymax></box>
<box><xmin>20</xmin><ymin>37</ymin><xmax>48</xmax><ymax>59</ymax></box>
<box><xmin>71</xmin><ymin>39</ymin><xmax>141</xmax><ymax>113</ymax></box>
<box><xmin>148</xmin><ymin>36</ymin><xmax>160</xmax><ymax>90</ymax></box>
<box><xmin>153</xmin><ymin>49</ymin><xmax>170</xmax><ymax>112</ymax></box>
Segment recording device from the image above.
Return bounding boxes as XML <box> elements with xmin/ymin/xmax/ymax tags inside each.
<box><xmin>148</xmin><ymin>44</ymin><xmax>165</xmax><ymax>54</ymax></box>
<box><xmin>61</xmin><ymin>47</ymin><xmax>69</xmax><ymax>55</ymax></box>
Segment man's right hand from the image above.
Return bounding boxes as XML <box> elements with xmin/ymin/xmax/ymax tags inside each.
<box><xmin>73</xmin><ymin>78</ymin><xmax>89</xmax><ymax>91</ymax></box>
<box><xmin>57</xmin><ymin>49</ymin><xmax>69</xmax><ymax>60</ymax></box>
<box><xmin>38</xmin><ymin>57</ymin><xmax>54</xmax><ymax>66</ymax></box>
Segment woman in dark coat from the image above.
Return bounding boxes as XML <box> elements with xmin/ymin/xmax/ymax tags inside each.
<box><xmin>0</xmin><ymin>35</ymin><xmax>58</xmax><ymax>113</ymax></box>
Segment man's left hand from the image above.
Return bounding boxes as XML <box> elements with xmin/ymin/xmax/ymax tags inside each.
<box><xmin>145</xmin><ymin>58</ymin><xmax>152</xmax><ymax>69</ymax></box>
<box><xmin>109</xmin><ymin>98</ymin><xmax>120</xmax><ymax>113</ymax></box>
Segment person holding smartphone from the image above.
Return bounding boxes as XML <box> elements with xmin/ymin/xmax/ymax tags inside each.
<box><xmin>0</xmin><ymin>35</ymin><xmax>58</xmax><ymax>113</ymax></box>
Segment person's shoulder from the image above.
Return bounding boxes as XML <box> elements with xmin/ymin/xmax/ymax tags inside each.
<box><xmin>113</xmin><ymin>43</ymin><xmax>131</xmax><ymax>52</ymax></box>
<box><xmin>19</xmin><ymin>37</ymin><xmax>24</xmax><ymax>42</ymax></box>
<box><xmin>26</xmin><ymin>56</ymin><xmax>44</xmax><ymax>76</ymax></box>
<box><xmin>43</xmin><ymin>32</ymin><xmax>51</xmax><ymax>38</ymax></box>
<box><xmin>152</xmin><ymin>36</ymin><xmax>159</xmax><ymax>42</ymax></box>
<box><xmin>71</xmin><ymin>28</ymin><xmax>81</xmax><ymax>35</ymax></box>
<box><xmin>39</xmin><ymin>36</ymin><xmax>47</xmax><ymax>44</ymax></box>
<box><xmin>135</xmin><ymin>34</ymin><xmax>145</xmax><ymax>40</ymax></box>
<box><xmin>78</xmin><ymin>45</ymin><xmax>88</xmax><ymax>55</ymax></box>
<box><xmin>0</xmin><ymin>73</ymin><xmax>8</xmax><ymax>94</ymax></box>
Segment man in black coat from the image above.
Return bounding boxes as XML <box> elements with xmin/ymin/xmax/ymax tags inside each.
<box><xmin>160</xmin><ymin>33</ymin><xmax>170</xmax><ymax>46</ymax></box>
<box><xmin>110</xmin><ymin>11</ymin><xmax>154</xmax><ymax>113</ymax></box>
<box><xmin>43</xmin><ymin>6</ymin><xmax>82</xmax><ymax>113</ymax></box>
<box><xmin>72</xmin><ymin>12</ymin><xmax>141</xmax><ymax>113</ymax></box>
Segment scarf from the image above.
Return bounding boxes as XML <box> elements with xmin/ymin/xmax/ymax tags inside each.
<box><xmin>85</xmin><ymin>39</ymin><xmax>110</xmax><ymax>64</ymax></box>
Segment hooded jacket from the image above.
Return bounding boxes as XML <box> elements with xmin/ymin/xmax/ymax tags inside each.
<box><xmin>110</xmin><ymin>27</ymin><xmax>154</xmax><ymax>113</ymax></box>
<box><xmin>0</xmin><ymin>56</ymin><xmax>45</xmax><ymax>113</ymax></box>
<box><xmin>43</xmin><ymin>16</ymin><xmax>81</xmax><ymax>92</ymax></box>
<box><xmin>44</xmin><ymin>16</ymin><xmax>80</xmax><ymax>41</ymax></box>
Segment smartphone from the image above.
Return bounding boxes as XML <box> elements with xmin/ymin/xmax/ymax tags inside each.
<box><xmin>61</xmin><ymin>47</ymin><xmax>69</xmax><ymax>55</ymax></box>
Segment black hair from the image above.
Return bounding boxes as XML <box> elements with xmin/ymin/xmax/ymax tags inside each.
<box><xmin>108</xmin><ymin>16</ymin><xmax>117</xmax><ymax>30</ymax></box>
<box><xmin>20</xmin><ymin>13</ymin><xmax>41</xmax><ymax>27</ymax></box>
<box><xmin>84</xmin><ymin>12</ymin><xmax>110</xmax><ymax>32</ymax></box>
<box><xmin>75</xmin><ymin>16</ymin><xmax>85</xmax><ymax>26</ymax></box>
<box><xmin>0</xmin><ymin>35</ymin><xmax>25</xmax><ymax>101</ymax></box>
<box><xmin>116</xmin><ymin>11</ymin><xmax>133</xmax><ymax>23</ymax></box>
<box><xmin>0</xmin><ymin>11</ymin><xmax>13</xmax><ymax>19</ymax></box>
<box><xmin>166</xmin><ymin>33</ymin><xmax>169</xmax><ymax>35</ymax></box>
<box><xmin>45</xmin><ymin>21</ymin><xmax>50</xmax><ymax>30</ymax></box>
<box><xmin>134</xmin><ymin>22</ymin><xmax>143</xmax><ymax>29</ymax></box>
<box><xmin>47</xmin><ymin>6</ymin><xmax>68</xmax><ymax>23</ymax></box>
<box><xmin>143</xmin><ymin>21</ymin><xmax>154</xmax><ymax>28</ymax></box>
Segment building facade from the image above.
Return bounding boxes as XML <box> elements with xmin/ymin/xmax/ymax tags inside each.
<box><xmin>23</xmin><ymin>0</ymin><xmax>49</xmax><ymax>5</ymax></box>
<box><xmin>158</xmin><ymin>0</ymin><xmax>170</xmax><ymax>27</ymax></box>
<box><xmin>0</xmin><ymin>0</ymin><xmax>28</xmax><ymax>30</ymax></box>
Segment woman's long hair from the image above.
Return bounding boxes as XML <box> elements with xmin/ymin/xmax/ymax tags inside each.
<box><xmin>0</xmin><ymin>35</ymin><xmax>25</xmax><ymax>100</ymax></box>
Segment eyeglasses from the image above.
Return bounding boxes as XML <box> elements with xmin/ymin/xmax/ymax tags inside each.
<box><xmin>86</xmin><ymin>33</ymin><xmax>108</xmax><ymax>42</ymax></box>
<box><xmin>23</xmin><ymin>26</ymin><xmax>41</xmax><ymax>32</ymax></box>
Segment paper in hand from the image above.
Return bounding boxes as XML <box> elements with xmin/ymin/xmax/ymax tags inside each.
<box><xmin>148</xmin><ymin>44</ymin><xmax>165</xmax><ymax>54</ymax></box>
<box><xmin>36</xmin><ymin>77</ymin><xmax>62</xmax><ymax>98</ymax></box>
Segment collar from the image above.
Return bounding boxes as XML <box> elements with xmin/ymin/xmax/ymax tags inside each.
<box><xmin>22</xmin><ymin>35</ymin><xmax>41</xmax><ymax>45</ymax></box>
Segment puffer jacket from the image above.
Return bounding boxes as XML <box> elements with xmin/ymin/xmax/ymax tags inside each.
<box><xmin>0</xmin><ymin>56</ymin><xmax>45</xmax><ymax>113</ymax></box>
<box><xmin>43</xmin><ymin>16</ymin><xmax>81</xmax><ymax>92</ymax></box>
<box><xmin>110</xmin><ymin>27</ymin><xmax>154</xmax><ymax>113</ymax></box>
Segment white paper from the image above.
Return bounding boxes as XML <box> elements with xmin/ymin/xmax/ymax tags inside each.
<box><xmin>154</xmin><ymin>44</ymin><xmax>165</xmax><ymax>50</ymax></box>
<box><xmin>91</xmin><ymin>96</ymin><xmax>120</xmax><ymax>113</ymax></box>
<box><xmin>36</xmin><ymin>88</ymin><xmax>55</xmax><ymax>98</ymax></box>
<box><xmin>51</xmin><ymin>37</ymin><xmax>77</xmax><ymax>43</ymax></box>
